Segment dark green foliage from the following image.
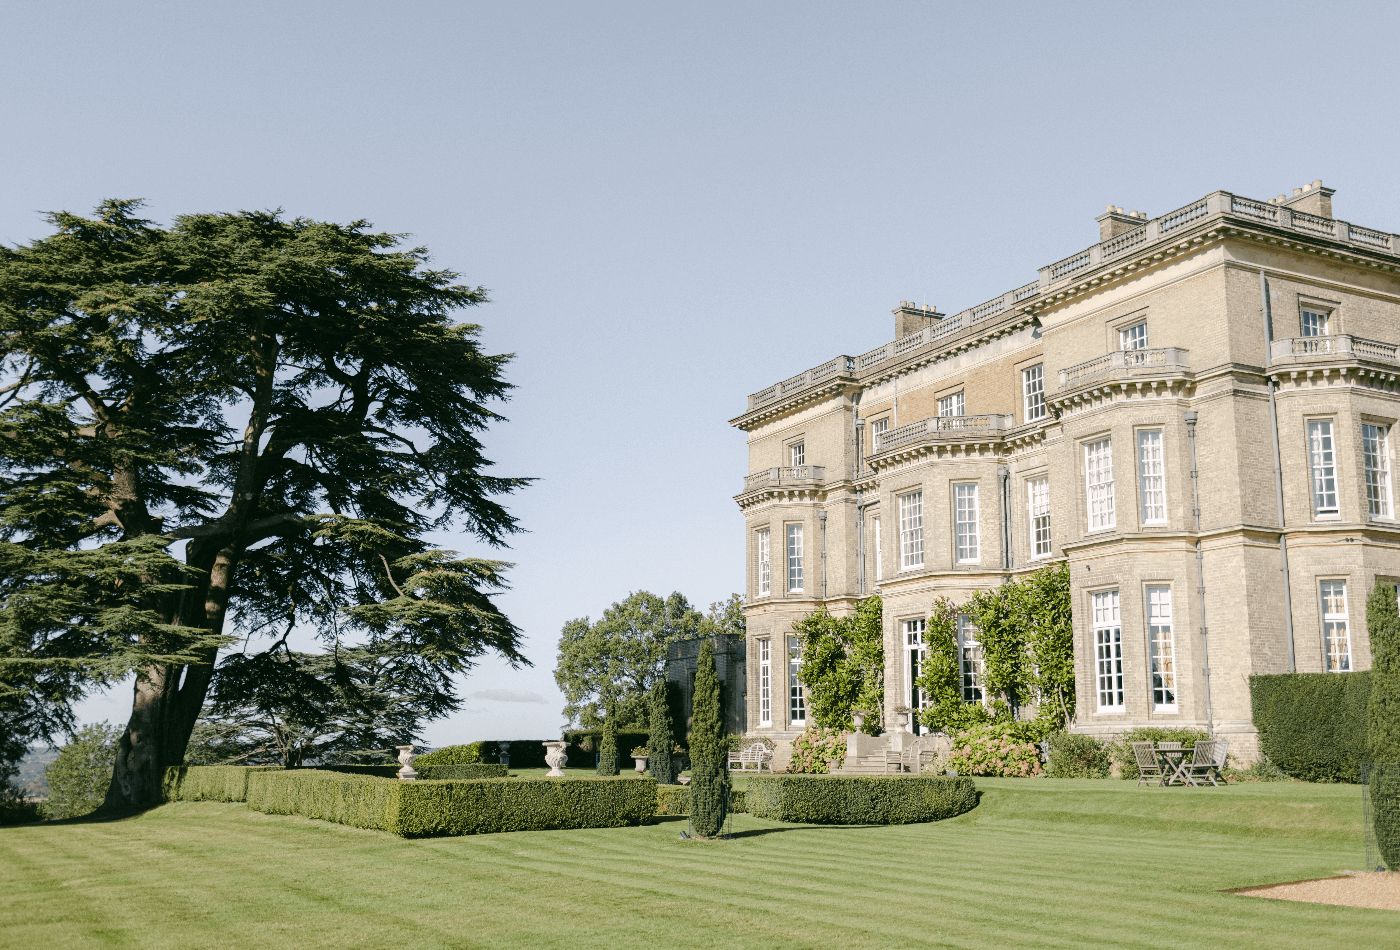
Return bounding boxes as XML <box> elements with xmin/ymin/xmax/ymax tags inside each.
<box><xmin>794</xmin><ymin>596</ymin><xmax>883</xmax><ymax>733</ymax></box>
<box><xmin>1109</xmin><ymin>728</ymin><xmax>1210</xmax><ymax>781</ymax></box>
<box><xmin>687</xmin><ymin>640</ymin><xmax>728</xmax><ymax>837</ymax></box>
<box><xmin>647</xmin><ymin>680</ymin><xmax>674</xmax><ymax>784</ymax></box>
<box><xmin>415</xmin><ymin>744</ymin><xmax>482</xmax><ymax>766</ymax></box>
<box><xmin>1367</xmin><ymin>582</ymin><xmax>1400</xmax><ymax>868</ymax></box>
<box><xmin>1045</xmin><ymin>731</ymin><xmax>1110</xmax><ymax>779</ymax></box>
<box><xmin>562</xmin><ymin>729</ymin><xmax>650</xmax><ymax>769</ymax></box>
<box><xmin>42</xmin><ymin>723</ymin><xmax>121</xmax><ymax>819</ymax></box>
<box><xmin>745</xmin><ymin>775</ymin><xmax>978</xmax><ymax>825</ymax></box>
<box><xmin>918</xmin><ymin>598</ymin><xmax>992</xmax><ymax>733</ymax></box>
<box><xmin>415</xmin><ymin>740</ymin><xmax>551</xmax><ymax>769</ymax></box>
<box><xmin>314</xmin><ymin>763</ymin><xmax>507</xmax><ymax>780</ymax></box>
<box><xmin>597</xmin><ymin>710</ymin><xmax>619</xmax><ymax>776</ymax></box>
<box><xmin>0</xmin><ymin>201</ymin><xmax>529</xmax><ymax>808</ymax></box>
<box><xmin>1251</xmin><ymin>672</ymin><xmax>1371</xmax><ymax>783</ymax></box>
<box><xmin>655</xmin><ymin>784</ymin><xmax>746</xmax><ymax>816</ymax></box>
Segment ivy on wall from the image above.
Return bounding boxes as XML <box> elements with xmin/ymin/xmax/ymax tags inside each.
<box><xmin>794</xmin><ymin>596</ymin><xmax>883</xmax><ymax>734</ymax></box>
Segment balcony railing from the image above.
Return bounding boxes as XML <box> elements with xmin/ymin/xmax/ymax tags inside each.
<box><xmin>873</xmin><ymin>414</ymin><xmax>1012</xmax><ymax>454</ymax></box>
<box><xmin>1270</xmin><ymin>335</ymin><xmax>1400</xmax><ymax>366</ymax></box>
<box><xmin>743</xmin><ymin>465</ymin><xmax>827</xmax><ymax>492</ymax></box>
<box><xmin>1057</xmin><ymin>347</ymin><xmax>1191</xmax><ymax>390</ymax></box>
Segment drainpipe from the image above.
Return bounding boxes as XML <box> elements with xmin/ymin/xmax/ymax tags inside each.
<box><xmin>1185</xmin><ymin>411</ymin><xmax>1213</xmax><ymax>734</ymax></box>
<box><xmin>856</xmin><ymin>491</ymin><xmax>866</xmax><ymax>595</ymax></box>
<box><xmin>819</xmin><ymin>510</ymin><xmax>828</xmax><ymax>601</ymax></box>
<box><xmin>1260</xmin><ymin>271</ymin><xmax>1297</xmax><ymax>672</ymax></box>
<box><xmin>999</xmin><ymin>465</ymin><xmax>1012</xmax><ymax>572</ymax></box>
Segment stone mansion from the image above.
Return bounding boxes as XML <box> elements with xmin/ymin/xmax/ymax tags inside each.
<box><xmin>731</xmin><ymin>181</ymin><xmax>1400</xmax><ymax>763</ymax></box>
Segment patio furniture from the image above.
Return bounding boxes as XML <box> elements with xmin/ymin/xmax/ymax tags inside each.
<box><xmin>728</xmin><ymin>742</ymin><xmax>773</xmax><ymax>772</ymax></box>
<box><xmin>884</xmin><ymin>750</ymin><xmax>909</xmax><ymax>774</ymax></box>
<box><xmin>1132</xmin><ymin>741</ymin><xmax>1166</xmax><ymax>787</ymax></box>
<box><xmin>1184</xmin><ymin>739</ymin><xmax>1224</xmax><ymax>787</ymax></box>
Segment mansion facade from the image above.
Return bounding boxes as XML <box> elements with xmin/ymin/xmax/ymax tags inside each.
<box><xmin>731</xmin><ymin>181</ymin><xmax>1400</xmax><ymax>764</ymax></box>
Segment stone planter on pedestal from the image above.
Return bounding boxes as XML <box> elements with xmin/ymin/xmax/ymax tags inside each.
<box><xmin>396</xmin><ymin>744</ymin><xmax>417</xmax><ymax>781</ymax></box>
<box><xmin>544</xmin><ymin>740</ymin><xmax>568</xmax><ymax>777</ymax></box>
<box><xmin>633</xmin><ymin>756</ymin><xmax>648</xmax><ymax>773</ymax></box>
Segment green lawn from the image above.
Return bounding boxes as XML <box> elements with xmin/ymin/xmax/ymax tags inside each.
<box><xmin>0</xmin><ymin>779</ymin><xmax>1388</xmax><ymax>948</ymax></box>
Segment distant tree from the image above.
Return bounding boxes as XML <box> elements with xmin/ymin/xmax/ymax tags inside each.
<box><xmin>555</xmin><ymin>591</ymin><xmax>705</xmax><ymax>728</ymax></box>
<box><xmin>1367</xmin><ymin>581</ymin><xmax>1400</xmax><ymax>869</ymax></box>
<box><xmin>185</xmin><ymin>647</ymin><xmax>453</xmax><ymax>767</ymax></box>
<box><xmin>43</xmin><ymin>723</ymin><xmax>121</xmax><ymax>820</ymax></box>
<box><xmin>699</xmin><ymin>594</ymin><xmax>746</xmax><ymax>639</ymax></box>
<box><xmin>0</xmin><ymin>201</ymin><xmax>529</xmax><ymax>810</ymax></box>
<box><xmin>687</xmin><ymin>640</ymin><xmax>728</xmax><ymax>838</ymax></box>
<box><xmin>647</xmin><ymin>680</ymin><xmax>675</xmax><ymax>784</ymax></box>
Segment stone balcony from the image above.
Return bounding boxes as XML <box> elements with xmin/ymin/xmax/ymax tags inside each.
<box><xmin>872</xmin><ymin>414</ymin><xmax>1013</xmax><ymax>455</ymax></box>
<box><xmin>742</xmin><ymin>465</ymin><xmax>827</xmax><ymax>493</ymax></box>
<box><xmin>1269</xmin><ymin>335</ymin><xmax>1400</xmax><ymax>368</ymax></box>
<box><xmin>1056</xmin><ymin>347</ymin><xmax>1191</xmax><ymax>392</ymax></box>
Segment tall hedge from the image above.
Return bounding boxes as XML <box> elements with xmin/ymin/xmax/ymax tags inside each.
<box><xmin>1367</xmin><ymin>582</ymin><xmax>1400</xmax><ymax>868</ymax></box>
<box><xmin>597</xmin><ymin>706</ymin><xmax>619</xmax><ymax>776</ymax></box>
<box><xmin>1250</xmin><ymin>671</ymin><xmax>1371</xmax><ymax>782</ymax></box>
<box><xmin>745</xmin><ymin>775</ymin><xmax>978</xmax><ymax>825</ymax></box>
<box><xmin>688</xmin><ymin>639</ymin><xmax>729</xmax><ymax>837</ymax></box>
<box><xmin>647</xmin><ymin>680</ymin><xmax>674</xmax><ymax>784</ymax></box>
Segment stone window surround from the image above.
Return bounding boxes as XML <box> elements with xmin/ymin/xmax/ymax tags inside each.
<box><xmin>1107</xmin><ymin>308</ymin><xmax>1150</xmax><ymax>352</ymax></box>
<box><xmin>1297</xmin><ymin>293</ymin><xmax>1341</xmax><ymax>338</ymax></box>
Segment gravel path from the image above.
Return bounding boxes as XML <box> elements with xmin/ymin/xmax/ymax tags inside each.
<box><xmin>1237</xmin><ymin>872</ymin><xmax>1400</xmax><ymax>912</ymax></box>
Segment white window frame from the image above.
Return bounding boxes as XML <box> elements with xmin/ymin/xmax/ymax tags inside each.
<box><xmin>788</xmin><ymin>637</ymin><xmax>806</xmax><ymax>726</ymax></box>
<box><xmin>898</xmin><ymin>490</ymin><xmax>924</xmax><ymax>570</ymax></box>
<box><xmin>1027</xmin><ymin>475</ymin><xmax>1051</xmax><ymax>559</ymax></box>
<box><xmin>1300</xmin><ymin>306</ymin><xmax>1331</xmax><ymax>338</ymax></box>
<box><xmin>1136</xmin><ymin>428</ymin><xmax>1167</xmax><ymax>526</ymax></box>
<box><xmin>1307</xmin><ymin>418</ymin><xmax>1339</xmax><ymax>517</ymax></box>
<box><xmin>1119</xmin><ymin>321</ymin><xmax>1148</xmax><ymax>352</ymax></box>
<box><xmin>1092</xmin><ymin>589</ymin><xmax>1125</xmax><ymax>712</ymax></box>
<box><xmin>789</xmin><ymin>441</ymin><xmax>805</xmax><ymax>467</ymax></box>
<box><xmin>1084</xmin><ymin>437</ymin><xmax>1116</xmax><ymax>532</ymax></box>
<box><xmin>953</xmin><ymin>482</ymin><xmax>980</xmax><ymax>564</ymax></box>
<box><xmin>1319</xmin><ymin>579</ymin><xmax>1352</xmax><ymax>673</ymax></box>
<box><xmin>957</xmin><ymin>615</ymin><xmax>983</xmax><ymax>704</ymax></box>
<box><xmin>903</xmin><ymin>618</ymin><xmax>929</xmax><ymax>727</ymax></box>
<box><xmin>1363</xmin><ymin>422</ymin><xmax>1393</xmax><ymax>520</ymax></box>
<box><xmin>1022</xmin><ymin>363</ymin><xmax>1047</xmax><ymax>422</ymax></box>
<box><xmin>758</xmin><ymin>639</ymin><xmax>772</xmax><ymax>726</ymax></box>
<box><xmin>1146</xmin><ymin>585</ymin><xmax>1177</xmax><ymax>712</ymax></box>
<box><xmin>785</xmin><ymin>523</ymin><xmax>804</xmax><ymax>593</ymax></box>
<box><xmin>870</xmin><ymin>416</ymin><xmax>890</xmax><ymax>453</ymax></box>
<box><xmin>756</xmin><ymin>528</ymin><xmax>771</xmax><ymax>597</ymax></box>
<box><xmin>938</xmin><ymin>391</ymin><xmax>965</xmax><ymax>418</ymax></box>
<box><xmin>872</xmin><ymin>515</ymin><xmax>883</xmax><ymax>581</ymax></box>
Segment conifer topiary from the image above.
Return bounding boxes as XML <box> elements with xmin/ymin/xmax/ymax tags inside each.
<box><xmin>1367</xmin><ymin>581</ymin><xmax>1400</xmax><ymax>868</ymax></box>
<box><xmin>647</xmin><ymin>680</ymin><xmax>675</xmax><ymax>784</ymax></box>
<box><xmin>688</xmin><ymin>639</ymin><xmax>729</xmax><ymax>837</ymax></box>
<box><xmin>597</xmin><ymin>703</ymin><xmax>619</xmax><ymax>776</ymax></box>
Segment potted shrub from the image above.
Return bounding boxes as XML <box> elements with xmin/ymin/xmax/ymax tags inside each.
<box><xmin>630</xmin><ymin>745</ymin><xmax>649</xmax><ymax>773</ymax></box>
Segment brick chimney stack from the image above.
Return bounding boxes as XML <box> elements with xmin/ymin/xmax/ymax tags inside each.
<box><xmin>1272</xmin><ymin>179</ymin><xmax>1334</xmax><ymax>219</ymax></box>
<box><xmin>1096</xmin><ymin>205</ymin><xmax>1148</xmax><ymax>241</ymax></box>
<box><xmin>892</xmin><ymin>301</ymin><xmax>944</xmax><ymax>339</ymax></box>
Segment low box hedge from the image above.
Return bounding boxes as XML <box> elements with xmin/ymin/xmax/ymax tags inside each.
<box><xmin>654</xmin><ymin>784</ymin><xmax>746</xmax><ymax>816</ymax></box>
<box><xmin>247</xmin><ymin>769</ymin><xmax>399</xmax><ymax>831</ymax></box>
<box><xmin>164</xmin><ymin>765</ymin><xmax>279</xmax><ymax>802</ymax></box>
<box><xmin>745</xmin><ymin>775</ymin><xmax>977</xmax><ymax>825</ymax></box>
<box><xmin>315</xmin><ymin>763</ymin><xmax>509</xmax><ymax>781</ymax></box>
<box><xmin>394</xmin><ymin>775</ymin><xmax>656</xmax><ymax>837</ymax></box>
<box><xmin>1250</xmin><ymin>671</ymin><xmax>1371</xmax><ymax>782</ymax></box>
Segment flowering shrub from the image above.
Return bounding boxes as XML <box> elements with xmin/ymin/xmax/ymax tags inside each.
<box><xmin>947</xmin><ymin>722</ymin><xmax>1043</xmax><ymax>777</ymax></box>
<box><xmin>787</xmin><ymin>728</ymin><xmax>847</xmax><ymax>774</ymax></box>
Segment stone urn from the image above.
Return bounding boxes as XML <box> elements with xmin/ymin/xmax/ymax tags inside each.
<box><xmin>396</xmin><ymin>744</ymin><xmax>417</xmax><ymax>781</ymax></box>
<box><xmin>634</xmin><ymin>756</ymin><xmax>649</xmax><ymax>773</ymax></box>
<box><xmin>852</xmin><ymin>709</ymin><xmax>868</xmax><ymax>732</ymax></box>
<box><xmin>544</xmin><ymin>740</ymin><xmax>568</xmax><ymax>777</ymax></box>
<box><xmin>498</xmin><ymin>741</ymin><xmax>511</xmax><ymax>768</ymax></box>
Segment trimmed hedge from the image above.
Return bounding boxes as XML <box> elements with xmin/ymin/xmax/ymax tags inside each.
<box><xmin>417</xmin><ymin>740</ymin><xmax>556</xmax><ymax>770</ymax></box>
<box><xmin>1251</xmin><ymin>671</ymin><xmax>1371</xmax><ymax>782</ymax></box>
<box><xmin>164</xmin><ymin>765</ymin><xmax>279</xmax><ymax>802</ymax></box>
<box><xmin>248</xmin><ymin>769</ymin><xmax>399</xmax><ymax>831</ymax></box>
<box><xmin>315</xmin><ymin>763</ymin><xmax>509</xmax><ymax>781</ymax></box>
<box><xmin>655</xmin><ymin>784</ymin><xmax>746</xmax><ymax>816</ymax></box>
<box><xmin>745</xmin><ymin>775</ymin><xmax>977</xmax><ymax>825</ymax></box>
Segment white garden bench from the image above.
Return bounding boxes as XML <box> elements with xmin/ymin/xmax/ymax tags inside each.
<box><xmin>728</xmin><ymin>742</ymin><xmax>773</xmax><ymax>772</ymax></box>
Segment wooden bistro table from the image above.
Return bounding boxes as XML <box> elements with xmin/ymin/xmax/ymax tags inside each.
<box><xmin>1155</xmin><ymin>744</ymin><xmax>1191</xmax><ymax>786</ymax></box>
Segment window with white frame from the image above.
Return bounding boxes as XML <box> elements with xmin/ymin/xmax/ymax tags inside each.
<box><xmin>872</xmin><ymin>516</ymin><xmax>883</xmax><ymax>581</ymax></box>
<box><xmin>788</xmin><ymin>637</ymin><xmax>806</xmax><ymax>725</ymax></box>
<box><xmin>957</xmin><ymin>615</ymin><xmax>983</xmax><ymax>703</ymax></box>
<box><xmin>789</xmin><ymin>441</ymin><xmax>805</xmax><ymax>467</ymax></box>
<box><xmin>758</xmin><ymin>639</ymin><xmax>772</xmax><ymax>726</ymax></box>
<box><xmin>898</xmin><ymin>490</ymin><xmax>924</xmax><ymax>569</ymax></box>
<box><xmin>1136</xmin><ymin>428</ymin><xmax>1167</xmax><ymax>525</ymax></box>
<box><xmin>1307</xmin><ymin>419</ymin><xmax>1339</xmax><ymax>516</ymax></box>
<box><xmin>756</xmin><ymin>528</ymin><xmax>771</xmax><ymax>597</ymax></box>
<box><xmin>785</xmin><ymin>523</ymin><xmax>804</xmax><ymax>592</ymax></box>
<box><xmin>904</xmin><ymin>618</ymin><xmax>929</xmax><ymax>732</ymax></box>
<box><xmin>1027</xmin><ymin>476</ymin><xmax>1051</xmax><ymax>559</ymax></box>
<box><xmin>938</xmin><ymin>391</ymin><xmax>965</xmax><ymax>417</ymax></box>
<box><xmin>1300</xmin><ymin>307</ymin><xmax>1331</xmax><ymax>338</ymax></box>
<box><xmin>1119</xmin><ymin>321</ymin><xmax>1148</xmax><ymax>351</ymax></box>
<box><xmin>1092</xmin><ymin>589</ymin><xmax>1124</xmax><ymax>711</ymax></box>
<box><xmin>1146</xmin><ymin>585</ymin><xmax>1177</xmax><ymax>711</ymax></box>
<box><xmin>870</xmin><ymin>417</ymin><xmax>890</xmax><ymax>453</ymax></box>
<box><xmin>1363</xmin><ymin>422</ymin><xmax>1393</xmax><ymax>520</ymax></box>
<box><xmin>1022</xmin><ymin>364</ymin><xmax>1047</xmax><ymax>422</ymax></box>
<box><xmin>1084</xmin><ymin>437</ymin><xmax>1115</xmax><ymax>532</ymax></box>
<box><xmin>954</xmin><ymin>482</ymin><xmax>980</xmax><ymax>563</ymax></box>
<box><xmin>1319</xmin><ymin>579</ymin><xmax>1352</xmax><ymax>673</ymax></box>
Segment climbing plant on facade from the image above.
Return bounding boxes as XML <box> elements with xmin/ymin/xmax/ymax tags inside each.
<box><xmin>794</xmin><ymin>596</ymin><xmax>883</xmax><ymax>733</ymax></box>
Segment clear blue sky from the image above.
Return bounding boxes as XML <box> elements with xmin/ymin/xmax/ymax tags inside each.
<box><xmin>4</xmin><ymin>1</ymin><xmax>1398</xmax><ymax>744</ymax></box>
